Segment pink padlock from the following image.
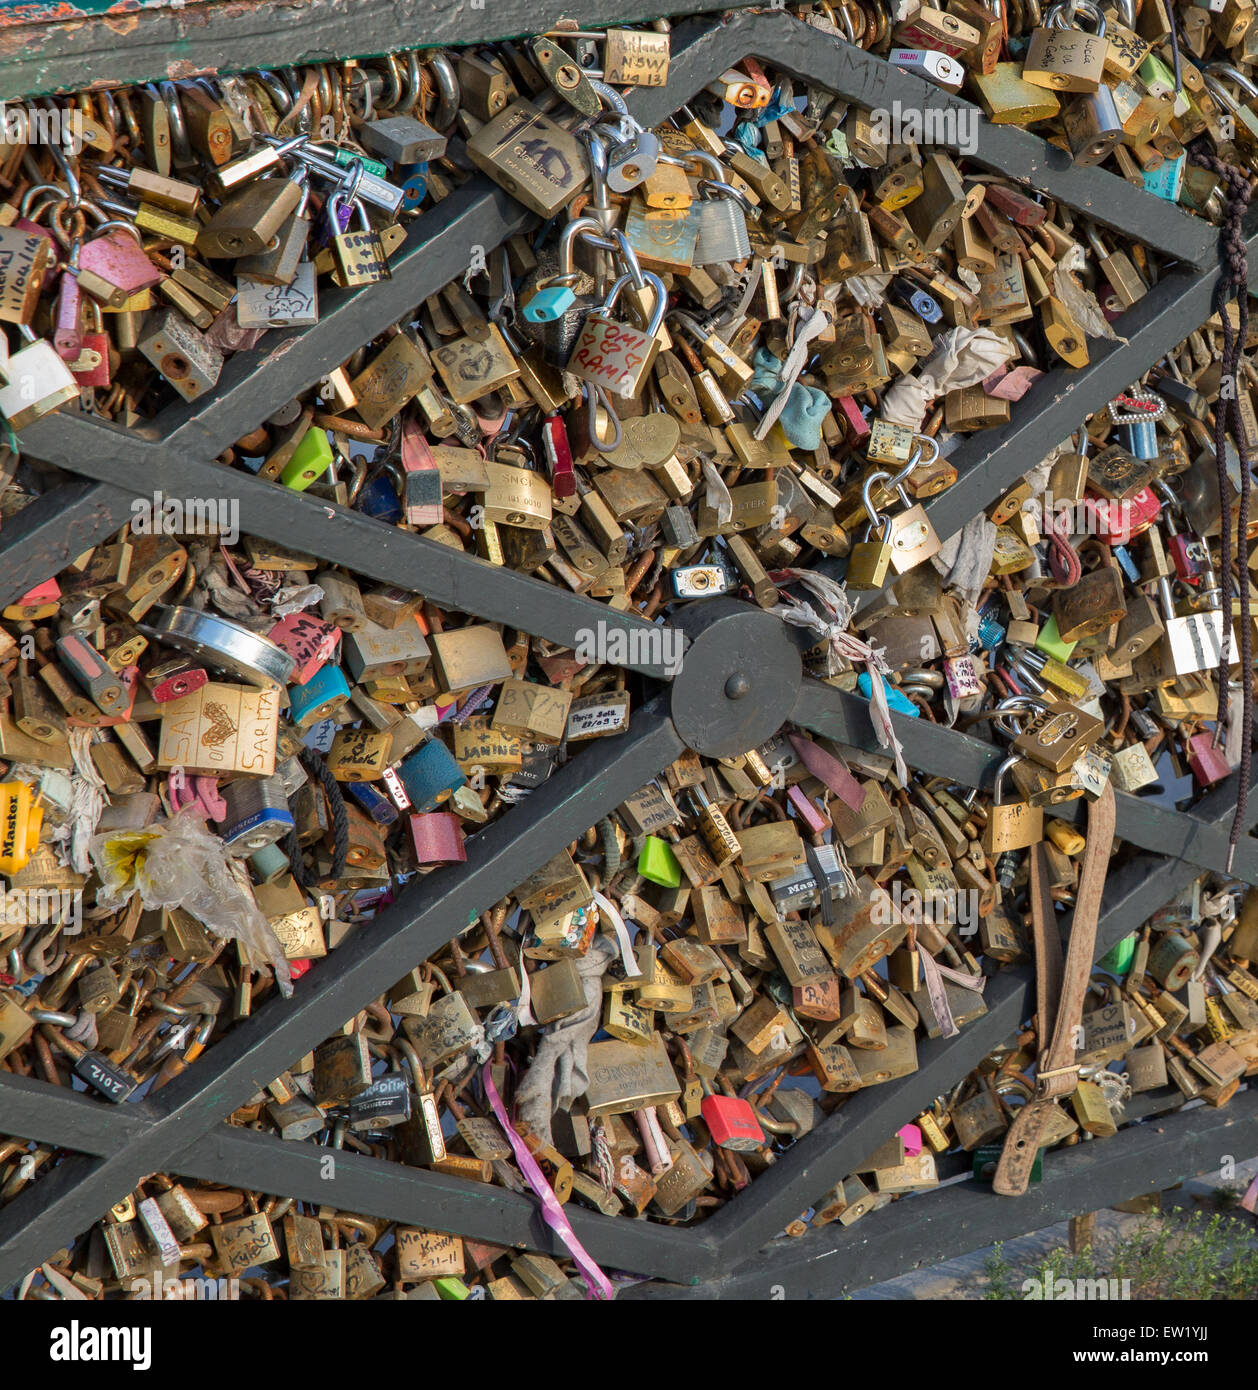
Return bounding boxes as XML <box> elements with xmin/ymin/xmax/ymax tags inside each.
<box><xmin>409</xmin><ymin>811</ymin><xmax>466</xmax><ymax>865</ymax></box>
<box><xmin>898</xmin><ymin>1123</ymin><xmax>923</xmax><ymax>1158</ymax></box>
<box><xmin>15</xmin><ymin>577</ymin><xmax>61</xmax><ymax>606</ymax></box>
<box><xmin>269</xmin><ymin>612</ymin><xmax>340</xmax><ymax>685</ymax></box>
<box><xmin>1187</xmin><ymin>732</ymin><xmax>1231</xmax><ymax>788</ymax></box>
<box><xmin>76</xmin><ymin>227</ymin><xmax>163</xmax><ymax>309</ymax></box>
<box><xmin>400</xmin><ymin>418</ymin><xmax>445</xmax><ymax>525</ymax></box>
<box><xmin>787</xmin><ymin>784</ymin><xmax>831</xmax><ymax>836</ymax></box>
<box><xmin>836</xmin><ymin>394</ymin><xmax>870</xmax><ymax>441</ymax></box>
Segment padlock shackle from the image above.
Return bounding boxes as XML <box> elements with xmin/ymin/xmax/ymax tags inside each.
<box><xmin>162</xmin><ymin>80</ymin><xmax>199</xmax><ymax>166</ymax></box>
<box><xmin>991</xmin><ymin>752</ymin><xmax>1022</xmax><ymax>805</ymax></box>
<box><xmin>1202</xmin><ymin>73</ymin><xmax>1244</xmax><ymax>114</ymax></box>
<box><xmin>861</xmin><ymin>471</ymin><xmax>892</xmax><ymax>531</ymax></box>
<box><xmin>697</xmin><ymin>178</ymin><xmax>758</xmax><ymax>219</ymax></box>
<box><xmin>585</xmin><ymin>381</ymin><xmax>623</xmax><ymax>454</ymax></box>
<box><xmin>1205</xmin><ymin>61</ymin><xmax>1258</xmax><ymax>99</ymax></box>
<box><xmin>1046</xmin><ymin>0</ymin><xmax>1106</xmax><ymax>34</ymax></box>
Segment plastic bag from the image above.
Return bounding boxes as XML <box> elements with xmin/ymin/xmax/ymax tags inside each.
<box><xmin>90</xmin><ymin>808</ymin><xmax>294</xmax><ymax>996</ymax></box>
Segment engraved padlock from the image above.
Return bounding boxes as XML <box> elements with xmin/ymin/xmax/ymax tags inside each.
<box><xmin>1022</xmin><ymin>0</ymin><xmax>1110</xmax><ymax>92</ymax></box>
<box><xmin>566</xmin><ymin>260</ymin><xmax>668</xmax><ymax>398</ymax></box>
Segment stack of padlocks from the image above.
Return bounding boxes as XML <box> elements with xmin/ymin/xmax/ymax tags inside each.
<box><xmin>0</xmin><ymin>0</ymin><xmax>1256</xmax><ymax>1298</ymax></box>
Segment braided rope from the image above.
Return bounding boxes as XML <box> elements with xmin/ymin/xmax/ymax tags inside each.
<box><xmin>1190</xmin><ymin>150</ymin><xmax>1253</xmax><ymax>871</ymax></box>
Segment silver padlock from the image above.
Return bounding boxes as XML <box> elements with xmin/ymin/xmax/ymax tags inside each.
<box><xmin>691</xmin><ymin>173</ymin><xmax>753</xmax><ymax>265</ymax></box>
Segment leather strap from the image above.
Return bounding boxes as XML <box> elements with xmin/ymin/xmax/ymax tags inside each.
<box><xmin>993</xmin><ymin>781</ymin><xmax>1116</xmax><ymax>1196</ymax></box>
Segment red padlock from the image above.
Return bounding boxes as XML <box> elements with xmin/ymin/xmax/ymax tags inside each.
<box><xmin>1164</xmin><ymin>511</ymin><xmax>1208</xmax><ymax>585</ymax></box>
<box><xmin>1187</xmin><ymin>732</ymin><xmax>1231</xmax><ymax>787</ymax></box>
<box><xmin>701</xmin><ymin>1093</ymin><xmax>765</xmax><ymax>1151</ymax></box>
<box><xmin>836</xmin><ymin>393</ymin><xmax>871</xmax><ymax>442</ymax></box>
<box><xmin>542</xmin><ymin>414</ymin><xmax>576</xmax><ymax>500</ymax></box>
<box><xmin>151</xmin><ymin>665</ymin><xmax>209</xmax><ymax>704</ymax></box>
<box><xmin>409</xmin><ymin>811</ymin><xmax>466</xmax><ymax>865</ymax></box>
<box><xmin>1086</xmin><ymin>485</ymin><xmax>1161</xmax><ymax>546</ymax></box>
<box><xmin>70</xmin><ymin>303</ymin><xmax>113</xmax><ymax>389</ymax></box>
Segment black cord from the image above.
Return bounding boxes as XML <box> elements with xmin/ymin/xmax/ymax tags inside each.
<box><xmin>1164</xmin><ymin>0</ymin><xmax>1183</xmax><ymax>97</ymax></box>
<box><xmin>285</xmin><ymin>749</ymin><xmax>350</xmax><ymax>889</ymax></box>
<box><xmin>1190</xmin><ymin>149</ymin><xmax>1252</xmax><ymax>871</ymax></box>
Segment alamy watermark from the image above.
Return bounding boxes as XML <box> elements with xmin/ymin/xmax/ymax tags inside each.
<box><xmin>1023</xmin><ymin>1267</ymin><xmax>1132</xmax><ymax>1300</ymax></box>
<box><xmin>872</xmin><ymin>880</ymin><xmax>981</xmax><ymax>936</ymax></box>
<box><xmin>129</xmin><ymin>1270</ymin><xmax>241</xmax><ymax>1301</ymax></box>
<box><xmin>0</xmin><ymin>103</ymin><xmax>85</xmax><ymax>148</ymax></box>
<box><xmin>868</xmin><ymin>102</ymin><xmax>978</xmax><ymax>157</ymax></box>
<box><xmin>130</xmin><ymin>491</ymin><xmax>240</xmax><ymax>544</ymax></box>
<box><xmin>574</xmin><ymin>620</ymin><xmax>684</xmax><ymax>677</ymax></box>
<box><xmin>0</xmin><ymin>885</ymin><xmax>81</xmax><ymax>932</ymax></box>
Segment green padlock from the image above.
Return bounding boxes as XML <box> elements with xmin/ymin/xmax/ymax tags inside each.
<box><xmin>280</xmin><ymin>426</ymin><xmax>333</xmax><ymax>491</ymax></box>
<box><xmin>1034</xmin><ymin>614</ymin><xmax>1077</xmax><ymax>664</ymax></box>
<box><xmin>1097</xmin><ymin>933</ymin><xmax>1136</xmax><ymax>977</ymax></box>
<box><xmin>433</xmin><ymin>1276</ymin><xmax>470</xmax><ymax>1300</ymax></box>
<box><xmin>638</xmin><ymin>835</ymin><xmax>681</xmax><ymax>887</ymax></box>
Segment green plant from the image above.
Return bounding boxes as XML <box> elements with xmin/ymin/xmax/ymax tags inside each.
<box><xmin>981</xmin><ymin>1211</ymin><xmax>1258</xmax><ymax>1300</ymax></box>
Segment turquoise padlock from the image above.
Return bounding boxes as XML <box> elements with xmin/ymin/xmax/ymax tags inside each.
<box><xmin>857</xmin><ymin>671</ymin><xmax>919</xmax><ymax>718</ymax></box>
<box><xmin>289</xmin><ymin>664</ymin><xmax>350</xmax><ymax>727</ymax></box>
<box><xmin>523</xmin><ymin>273</ymin><xmax>579</xmax><ymax>324</ymax></box>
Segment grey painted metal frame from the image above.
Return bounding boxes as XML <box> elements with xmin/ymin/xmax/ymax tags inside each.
<box><xmin>620</xmin><ymin>1085</ymin><xmax>1258</xmax><ymax>1299</ymax></box>
<box><xmin>0</xmin><ymin>0</ymin><xmax>760</xmax><ymax>101</ymax></box>
<box><xmin>1</xmin><ymin>8</ymin><xmax>1255</xmax><ymax>1298</ymax></box>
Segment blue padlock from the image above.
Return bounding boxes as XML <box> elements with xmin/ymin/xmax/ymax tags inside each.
<box><xmin>857</xmin><ymin>671</ymin><xmax>920</xmax><ymax>717</ymax></box>
<box><xmin>356</xmin><ymin>473</ymin><xmax>403</xmax><ymax>523</ymax></box>
<box><xmin>397</xmin><ymin>739</ymin><xmax>467</xmax><ymax>812</ymax></box>
<box><xmin>347</xmin><ymin>781</ymin><xmax>399</xmax><ymax>826</ymax></box>
<box><xmin>1123</xmin><ymin>420</ymin><xmax>1158</xmax><ymax>459</ymax></box>
<box><xmin>216</xmin><ymin>775</ymin><xmax>295</xmax><ymax>855</ymax></box>
<box><xmin>1112</xmin><ymin>544</ymin><xmax>1141</xmax><ymax>585</ymax></box>
<box><xmin>289</xmin><ymin>664</ymin><xmax>351</xmax><ymax>727</ymax></box>
<box><xmin>399</xmin><ymin>162</ymin><xmax>429</xmax><ymax>212</ymax></box>
<box><xmin>523</xmin><ymin>272</ymin><xmax>579</xmax><ymax>324</ymax></box>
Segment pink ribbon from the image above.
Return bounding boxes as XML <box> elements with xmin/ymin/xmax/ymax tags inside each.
<box><xmin>481</xmin><ymin>1063</ymin><xmax>614</xmax><ymax>1301</ymax></box>
<box><xmin>917</xmin><ymin>946</ymin><xmax>985</xmax><ymax>1040</ymax></box>
<box><xmin>167</xmin><ymin>771</ymin><xmax>226</xmax><ymax>820</ymax></box>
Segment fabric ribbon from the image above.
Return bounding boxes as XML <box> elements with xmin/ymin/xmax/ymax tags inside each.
<box><xmin>752</xmin><ymin>307</ymin><xmax>832</xmax><ymax>443</ymax></box>
<box><xmin>66</xmin><ymin>728</ymin><xmax>109</xmax><ymax>883</ymax></box>
<box><xmin>593</xmin><ymin>890</ymin><xmax>641</xmax><ymax>978</ymax></box>
<box><xmin>514</xmin><ymin>944</ymin><xmax>536</xmax><ymax>1027</ymax></box>
<box><xmin>513</xmin><ymin>936</ymin><xmax>616</xmax><ymax>1147</ymax></box>
<box><xmin>768</xmin><ymin>568</ymin><xmax>909</xmax><ymax>785</ymax></box>
<box><xmin>881</xmin><ymin>327</ymin><xmax>1014</xmax><ymax>429</ymax></box>
<box><xmin>482</xmin><ymin>1062</ymin><xmax>614</xmax><ymax>1300</ymax></box>
<box><xmin>917</xmin><ymin>945</ymin><xmax>986</xmax><ymax>1039</ymax></box>
<box><xmin>701</xmin><ymin>458</ymin><xmax>734</xmax><ymax>525</ymax></box>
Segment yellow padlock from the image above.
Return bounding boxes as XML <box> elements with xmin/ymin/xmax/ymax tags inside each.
<box><xmin>0</xmin><ymin>781</ymin><xmax>43</xmax><ymax>875</ymax></box>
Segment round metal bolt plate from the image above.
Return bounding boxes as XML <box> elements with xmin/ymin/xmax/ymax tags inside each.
<box><xmin>139</xmin><ymin>605</ymin><xmax>295</xmax><ymax>689</ymax></box>
<box><xmin>668</xmin><ymin>599</ymin><xmax>801</xmax><ymax>758</ymax></box>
